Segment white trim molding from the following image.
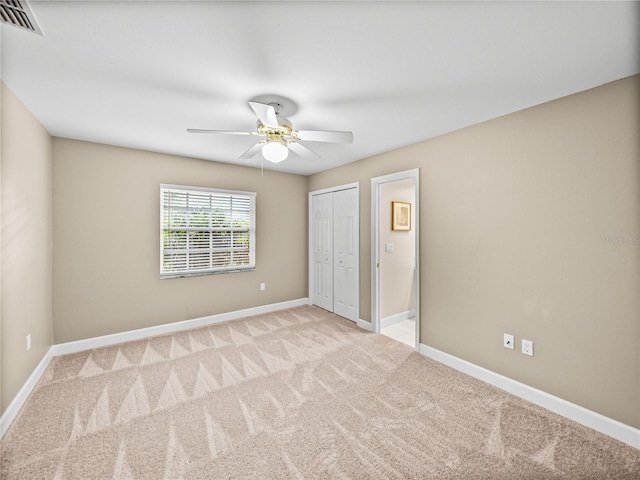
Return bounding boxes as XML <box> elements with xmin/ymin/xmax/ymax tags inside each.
<box><xmin>371</xmin><ymin>168</ymin><xmax>420</xmax><ymax>353</ymax></box>
<box><xmin>54</xmin><ymin>298</ymin><xmax>310</xmax><ymax>356</ymax></box>
<box><xmin>4</xmin><ymin>302</ymin><xmax>636</xmax><ymax>452</ymax></box>
<box><xmin>0</xmin><ymin>347</ymin><xmax>55</xmax><ymax>438</ymax></box>
<box><xmin>420</xmin><ymin>344</ymin><xmax>640</xmax><ymax>450</ymax></box>
<box><xmin>0</xmin><ymin>298</ymin><xmax>309</xmax><ymax>439</ymax></box>
<box><xmin>380</xmin><ymin>309</ymin><xmax>416</xmax><ymax>329</ymax></box>
<box><xmin>357</xmin><ymin>318</ymin><xmax>374</xmax><ymax>332</ymax></box>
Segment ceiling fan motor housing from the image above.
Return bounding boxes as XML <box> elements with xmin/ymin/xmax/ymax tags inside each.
<box><xmin>188</xmin><ymin>98</ymin><xmax>352</xmax><ymax>161</ymax></box>
<box><xmin>257</xmin><ymin>116</ymin><xmax>294</xmax><ymax>144</ymax></box>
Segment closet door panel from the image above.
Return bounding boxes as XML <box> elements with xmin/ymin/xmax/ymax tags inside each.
<box><xmin>312</xmin><ymin>193</ymin><xmax>333</xmax><ymax>311</ymax></box>
<box><xmin>333</xmin><ymin>191</ymin><xmax>347</xmax><ymax>317</ymax></box>
<box><xmin>333</xmin><ymin>188</ymin><xmax>359</xmax><ymax>321</ymax></box>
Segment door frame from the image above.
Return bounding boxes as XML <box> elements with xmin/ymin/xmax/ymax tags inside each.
<box><xmin>371</xmin><ymin>169</ymin><xmax>420</xmax><ymax>350</ymax></box>
<box><xmin>308</xmin><ymin>182</ymin><xmax>360</xmax><ymax>319</ymax></box>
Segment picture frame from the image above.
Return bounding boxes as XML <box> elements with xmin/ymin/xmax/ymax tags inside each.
<box><xmin>391</xmin><ymin>201</ymin><xmax>411</xmax><ymax>231</ymax></box>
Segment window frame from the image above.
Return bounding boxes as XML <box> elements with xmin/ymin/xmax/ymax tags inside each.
<box><xmin>160</xmin><ymin>184</ymin><xmax>256</xmax><ymax>279</ymax></box>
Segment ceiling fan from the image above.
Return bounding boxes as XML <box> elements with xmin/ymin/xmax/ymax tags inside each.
<box><xmin>187</xmin><ymin>99</ymin><xmax>353</xmax><ymax>163</ymax></box>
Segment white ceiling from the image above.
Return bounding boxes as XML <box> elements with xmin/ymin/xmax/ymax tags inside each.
<box><xmin>1</xmin><ymin>1</ymin><xmax>638</xmax><ymax>176</ymax></box>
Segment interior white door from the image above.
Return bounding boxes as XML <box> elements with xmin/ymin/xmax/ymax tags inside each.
<box><xmin>312</xmin><ymin>192</ymin><xmax>333</xmax><ymax>311</ymax></box>
<box><xmin>333</xmin><ymin>188</ymin><xmax>359</xmax><ymax>321</ymax></box>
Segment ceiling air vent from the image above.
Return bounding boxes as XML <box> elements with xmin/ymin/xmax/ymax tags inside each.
<box><xmin>0</xmin><ymin>0</ymin><xmax>43</xmax><ymax>35</ymax></box>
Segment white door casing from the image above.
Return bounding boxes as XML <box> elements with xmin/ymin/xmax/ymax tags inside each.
<box><xmin>371</xmin><ymin>169</ymin><xmax>420</xmax><ymax>349</ymax></box>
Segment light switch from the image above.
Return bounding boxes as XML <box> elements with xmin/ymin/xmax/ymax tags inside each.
<box><xmin>385</xmin><ymin>243</ymin><xmax>394</xmax><ymax>253</ymax></box>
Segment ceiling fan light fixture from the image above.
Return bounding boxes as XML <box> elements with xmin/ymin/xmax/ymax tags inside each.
<box><xmin>188</xmin><ymin>99</ymin><xmax>353</xmax><ymax>163</ymax></box>
<box><xmin>262</xmin><ymin>141</ymin><xmax>289</xmax><ymax>163</ymax></box>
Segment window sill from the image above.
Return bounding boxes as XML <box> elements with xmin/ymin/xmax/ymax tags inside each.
<box><xmin>160</xmin><ymin>267</ymin><xmax>255</xmax><ymax>279</ymax></box>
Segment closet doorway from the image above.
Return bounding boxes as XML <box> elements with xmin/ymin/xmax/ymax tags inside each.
<box><xmin>371</xmin><ymin>170</ymin><xmax>419</xmax><ymax>350</ymax></box>
<box><xmin>309</xmin><ymin>183</ymin><xmax>359</xmax><ymax>322</ymax></box>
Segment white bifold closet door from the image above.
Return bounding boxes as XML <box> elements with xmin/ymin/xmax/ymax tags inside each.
<box><xmin>312</xmin><ymin>192</ymin><xmax>334</xmax><ymax>312</ymax></box>
<box><xmin>311</xmin><ymin>187</ymin><xmax>359</xmax><ymax>322</ymax></box>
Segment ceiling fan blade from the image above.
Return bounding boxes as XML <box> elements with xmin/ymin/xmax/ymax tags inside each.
<box><xmin>239</xmin><ymin>142</ymin><xmax>264</xmax><ymax>159</ymax></box>
<box><xmin>288</xmin><ymin>141</ymin><xmax>320</xmax><ymax>160</ymax></box>
<box><xmin>296</xmin><ymin>130</ymin><xmax>353</xmax><ymax>144</ymax></box>
<box><xmin>187</xmin><ymin>129</ymin><xmax>256</xmax><ymax>135</ymax></box>
<box><xmin>248</xmin><ymin>101</ymin><xmax>279</xmax><ymax>128</ymax></box>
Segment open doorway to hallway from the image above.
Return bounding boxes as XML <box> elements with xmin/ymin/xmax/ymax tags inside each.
<box><xmin>381</xmin><ymin>316</ymin><xmax>415</xmax><ymax>347</ymax></box>
<box><xmin>372</xmin><ymin>169</ymin><xmax>420</xmax><ymax>350</ymax></box>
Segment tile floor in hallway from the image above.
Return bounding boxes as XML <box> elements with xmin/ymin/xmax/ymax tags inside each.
<box><xmin>380</xmin><ymin>318</ymin><xmax>415</xmax><ymax>347</ymax></box>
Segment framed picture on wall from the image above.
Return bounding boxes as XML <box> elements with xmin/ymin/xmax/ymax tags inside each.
<box><xmin>392</xmin><ymin>201</ymin><xmax>411</xmax><ymax>231</ymax></box>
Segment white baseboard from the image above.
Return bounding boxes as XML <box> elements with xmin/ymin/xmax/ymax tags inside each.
<box><xmin>0</xmin><ymin>298</ymin><xmax>309</xmax><ymax>439</ymax></box>
<box><xmin>420</xmin><ymin>344</ymin><xmax>640</xmax><ymax>450</ymax></box>
<box><xmin>4</xmin><ymin>308</ymin><xmax>635</xmax><ymax>451</ymax></box>
<box><xmin>380</xmin><ymin>309</ymin><xmax>416</xmax><ymax>329</ymax></box>
<box><xmin>0</xmin><ymin>346</ymin><xmax>55</xmax><ymax>438</ymax></box>
<box><xmin>357</xmin><ymin>318</ymin><xmax>374</xmax><ymax>332</ymax></box>
<box><xmin>53</xmin><ymin>298</ymin><xmax>310</xmax><ymax>356</ymax></box>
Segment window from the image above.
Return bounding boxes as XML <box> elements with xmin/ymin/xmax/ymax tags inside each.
<box><xmin>160</xmin><ymin>184</ymin><xmax>256</xmax><ymax>278</ymax></box>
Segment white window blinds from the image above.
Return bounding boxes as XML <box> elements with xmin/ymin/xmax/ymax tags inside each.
<box><xmin>160</xmin><ymin>184</ymin><xmax>256</xmax><ymax>278</ymax></box>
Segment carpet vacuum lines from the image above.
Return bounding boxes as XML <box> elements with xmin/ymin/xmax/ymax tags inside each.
<box><xmin>1</xmin><ymin>305</ymin><xmax>638</xmax><ymax>479</ymax></box>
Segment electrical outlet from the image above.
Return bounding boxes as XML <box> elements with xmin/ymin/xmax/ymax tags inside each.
<box><xmin>26</xmin><ymin>334</ymin><xmax>32</xmax><ymax>351</ymax></box>
<box><xmin>260</xmin><ymin>283</ymin><xmax>266</xmax><ymax>291</ymax></box>
<box><xmin>503</xmin><ymin>333</ymin><xmax>514</xmax><ymax>350</ymax></box>
<box><xmin>522</xmin><ymin>339</ymin><xmax>533</xmax><ymax>356</ymax></box>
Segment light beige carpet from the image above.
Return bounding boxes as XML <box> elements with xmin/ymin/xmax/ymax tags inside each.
<box><xmin>1</xmin><ymin>305</ymin><xmax>638</xmax><ymax>479</ymax></box>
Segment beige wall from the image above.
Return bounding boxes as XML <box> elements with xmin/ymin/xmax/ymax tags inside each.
<box><xmin>2</xmin><ymin>74</ymin><xmax>638</xmax><ymax>432</ymax></box>
<box><xmin>380</xmin><ymin>179</ymin><xmax>416</xmax><ymax>319</ymax></box>
<box><xmin>309</xmin><ymin>75</ymin><xmax>640</xmax><ymax>428</ymax></box>
<box><xmin>52</xmin><ymin>139</ymin><xmax>308</xmax><ymax>343</ymax></box>
<box><xmin>1</xmin><ymin>82</ymin><xmax>54</xmax><ymax>414</ymax></box>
